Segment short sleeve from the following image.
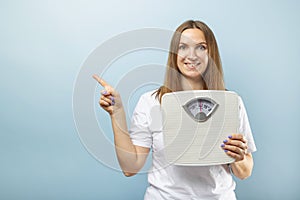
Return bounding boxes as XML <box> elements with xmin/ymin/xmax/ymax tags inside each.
<box><xmin>129</xmin><ymin>94</ymin><xmax>153</xmax><ymax>148</ymax></box>
<box><xmin>238</xmin><ymin>97</ymin><xmax>257</xmax><ymax>153</ymax></box>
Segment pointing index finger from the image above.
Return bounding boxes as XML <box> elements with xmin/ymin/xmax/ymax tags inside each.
<box><xmin>93</xmin><ymin>74</ymin><xmax>108</xmax><ymax>87</ymax></box>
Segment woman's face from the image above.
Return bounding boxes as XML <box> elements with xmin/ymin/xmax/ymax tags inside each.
<box><xmin>177</xmin><ymin>28</ymin><xmax>208</xmax><ymax>81</ymax></box>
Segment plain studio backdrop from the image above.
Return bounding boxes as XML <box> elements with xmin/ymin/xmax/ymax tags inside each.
<box><xmin>1</xmin><ymin>0</ymin><xmax>299</xmax><ymax>199</ymax></box>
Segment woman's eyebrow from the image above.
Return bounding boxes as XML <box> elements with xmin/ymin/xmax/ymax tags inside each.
<box><xmin>179</xmin><ymin>42</ymin><xmax>207</xmax><ymax>45</ymax></box>
<box><xmin>196</xmin><ymin>42</ymin><xmax>207</xmax><ymax>45</ymax></box>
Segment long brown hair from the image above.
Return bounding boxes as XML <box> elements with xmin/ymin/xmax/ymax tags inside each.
<box><xmin>155</xmin><ymin>20</ymin><xmax>225</xmax><ymax>103</ymax></box>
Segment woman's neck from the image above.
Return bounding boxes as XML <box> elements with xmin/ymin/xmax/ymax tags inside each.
<box><xmin>181</xmin><ymin>76</ymin><xmax>205</xmax><ymax>90</ymax></box>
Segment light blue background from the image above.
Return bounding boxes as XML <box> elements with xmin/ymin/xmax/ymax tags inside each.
<box><xmin>1</xmin><ymin>0</ymin><xmax>300</xmax><ymax>199</ymax></box>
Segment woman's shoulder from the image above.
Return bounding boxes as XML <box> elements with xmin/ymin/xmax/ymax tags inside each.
<box><xmin>139</xmin><ymin>89</ymin><xmax>160</xmax><ymax>105</ymax></box>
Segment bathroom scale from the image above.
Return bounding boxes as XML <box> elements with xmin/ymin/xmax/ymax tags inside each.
<box><xmin>161</xmin><ymin>90</ymin><xmax>240</xmax><ymax>166</ymax></box>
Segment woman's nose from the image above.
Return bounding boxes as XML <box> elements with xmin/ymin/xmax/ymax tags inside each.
<box><xmin>187</xmin><ymin>48</ymin><xmax>197</xmax><ymax>60</ymax></box>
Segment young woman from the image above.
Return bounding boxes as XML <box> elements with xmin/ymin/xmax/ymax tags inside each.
<box><xmin>93</xmin><ymin>20</ymin><xmax>256</xmax><ymax>200</ymax></box>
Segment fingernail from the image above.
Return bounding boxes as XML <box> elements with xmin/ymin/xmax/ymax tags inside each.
<box><xmin>102</xmin><ymin>91</ymin><xmax>107</xmax><ymax>95</ymax></box>
<box><xmin>111</xmin><ymin>101</ymin><xmax>115</xmax><ymax>106</ymax></box>
<box><xmin>221</xmin><ymin>144</ymin><xmax>225</xmax><ymax>148</ymax></box>
<box><xmin>224</xmin><ymin>150</ymin><xmax>228</xmax><ymax>153</ymax></box>
<box><xmin>223</xmin><ymin>139</ymin><xmax>228</xmax><ymax>143</ymax></box>
<box><xmin>228</xmin><ymin>135</ymin><xmax>232</xmax><ymax>139</ymax></box>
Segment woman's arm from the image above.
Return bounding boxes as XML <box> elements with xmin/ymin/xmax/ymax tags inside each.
<box><xmin>230</xmin><ymin>152</ymin><xmax>253</xmax><ymax>180</ymax></box>
<box><xmin>111</xmin><ymin>108</ymin><xmax>150</xmax><ymax>176</ymax></box>
<box><xmin>93</xmin><ymin>75</ymin><xmax>150</xmax><ymax>176</ymax></box>
<box><xmin>222</xmin><ymin>134</ymin><xmax>254</xmax><ymax>179</ymax></box>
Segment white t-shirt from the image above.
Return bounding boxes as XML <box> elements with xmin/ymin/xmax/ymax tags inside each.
<box><xmin>129</xmin><ymin>90</ymin><xmax>257</xmax><ymax>200</ymax></box>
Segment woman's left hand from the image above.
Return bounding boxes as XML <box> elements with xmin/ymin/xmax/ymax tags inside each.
<box><xmin>221</xmin><ymin>134</ymin><xmax>248</xmax><ymax>162</ymax></box>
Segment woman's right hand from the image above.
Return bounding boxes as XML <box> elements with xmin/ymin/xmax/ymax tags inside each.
<box><xmin>93</xmin><ymin>75</ymin><xmax>150</xmax><ymax>177</ymax></box>
<box><xmin>93</xmin><ymin>74</ymin><xmax>122</xmax><ymax>115</ymax></box>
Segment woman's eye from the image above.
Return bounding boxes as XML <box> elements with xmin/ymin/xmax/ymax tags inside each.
<box><xmin>179</xmin><ymin>45</ymin><xmax>186</xmax><ymax>50</ymax></box>
<box><xmin>197</xmin><ymin>45</ymin><xmax>207</xmax><ymax>51</ymax></box>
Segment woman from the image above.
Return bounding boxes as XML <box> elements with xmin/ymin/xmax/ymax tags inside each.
<box><xmin>93</xmin><ymin>20</ymin><xmax>256</xmax><ymax>199</ymax></box>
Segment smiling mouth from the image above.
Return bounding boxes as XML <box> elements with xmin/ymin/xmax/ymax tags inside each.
<box><xmin>185</xmin><ymin>62</ymin><xmax>201</xmax><ymax>69</ymax></box>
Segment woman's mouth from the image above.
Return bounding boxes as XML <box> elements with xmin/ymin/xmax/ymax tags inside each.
<box><xmin>184</xmin><ymin>62</ymin><xmax>201</xmax><ymax>69</ymax></box>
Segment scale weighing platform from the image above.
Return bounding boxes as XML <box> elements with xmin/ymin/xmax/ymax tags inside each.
<box><xmin>161</xmin><ymin>90</ymin><xmax>240</xmax><ymax>166</ymax></box>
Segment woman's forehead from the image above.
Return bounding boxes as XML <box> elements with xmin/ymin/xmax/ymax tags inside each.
<box><xmin>180</xmin><ymin>28</ymin><xmax>206</xmax><ymax>44</ymax></box>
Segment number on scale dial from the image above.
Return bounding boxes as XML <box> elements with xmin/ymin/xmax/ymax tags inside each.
<box><xmin>182</xmin><ymin>97</ymin><xmax>218</xmax><ymax>122</ymax></box>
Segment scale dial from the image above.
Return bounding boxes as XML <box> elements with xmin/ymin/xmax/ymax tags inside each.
<box><xmin>182</xmin><ymin>97</ymin><xmax>218</xmax><ymax>122</ymax></box>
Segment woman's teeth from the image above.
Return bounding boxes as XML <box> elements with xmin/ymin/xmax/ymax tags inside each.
<box><xmin>185</xmin><ymin>63</ymin><xmax>200</xmax><ymax>68</ymax></box>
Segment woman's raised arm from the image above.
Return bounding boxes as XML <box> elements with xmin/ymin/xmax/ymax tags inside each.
<box><xmin>93</xmin><ymin>75</ymin><xmax>150</xmax><ymax>176</ymax></box>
